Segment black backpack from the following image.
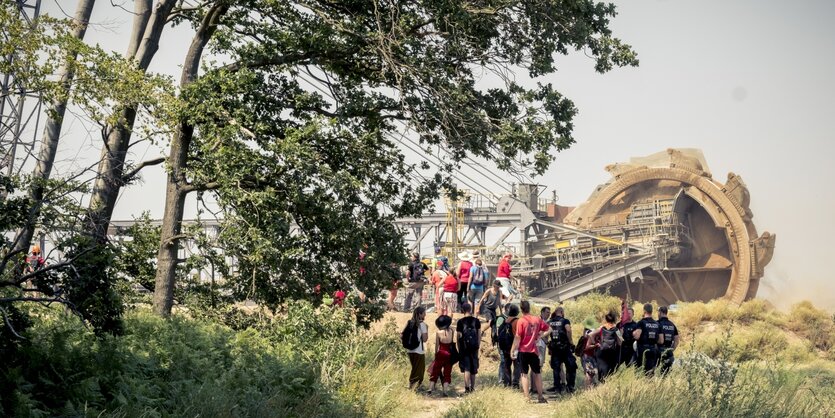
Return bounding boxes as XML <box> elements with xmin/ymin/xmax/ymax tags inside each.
<box><xmin>600</xmin><ymin>326</ymin><xmax>619</xmax><ymax>352</ymax></box>
<box><xmin>401</xmin><ymin>321</ymin><xmax>420</xmax><ymax>350</ymax></box>
<box><xmin>471</xmin><ymin>266</ymin><xmax>486</xmax><ymax>286</ymax></box>
<box><xmin>459</xmin><ymin>320</ymin><xmax>480</xmax><ymax>353</ymax></box>
<box><xmin>497</xmin><ymin>318</ymin><xmax>517</xmax><ymax>351</ymax></box>
<box><xmin>409</xmin><ymin>262</ymin><xmax>425</xmax><ymax>282</ymax></box>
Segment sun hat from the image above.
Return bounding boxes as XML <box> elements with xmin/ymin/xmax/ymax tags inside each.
<box><xmin>458</xmin><ymin>251</ymin><xmax>472</xmax><ymax>261</ymax></box>
<box><xmin>435</xmin><ymin>314</ymin><xmax>452</xmax><ymax>330</ymax></box>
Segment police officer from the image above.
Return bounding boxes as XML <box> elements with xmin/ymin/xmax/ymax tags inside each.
<box><xmin>619</xmin><ymin>308</ymin><xmax>638</xmax><ymax>367</ymax></box>
<box><xmin>657</xmin><ymin>306</ymin><xmax>679</xmax><ymax>375</ymax></box>
<box><xmin>632</xmin><ymin>303</ymin><xmax>663</xmax><ymax>375</ymax></box>
<box><xmin>546</xmin><ymin>306</ymin><xmax>577</xmax><ymax>393</ymax></box>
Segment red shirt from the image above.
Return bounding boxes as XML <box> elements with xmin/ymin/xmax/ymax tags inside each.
<box><xmin>458</xmin><ymin>260</ymin><xmax>473</xmax><ymax>283</ymax></box>
<box><xmin>443</xmin><ymin>274</ymin><xmax>459</xmax><ymax>292</ymax></box>
<box><xmin>516</xmin><ymin>314</ymin><xmax>548</xmax><ymax>353</ymax></box>
<box><xmin>497</xmin><ymin>259</ymin><xmax>511</xmax><ymax>278</ymax></box>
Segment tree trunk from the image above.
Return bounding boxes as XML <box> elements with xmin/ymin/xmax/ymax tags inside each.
<box><xmin>85</xmin><ymin>0</ymin><xmax>175</xmax><ymax>243</ymax></box>
<box><xmin>152</xmin><ymin>3</ymin><xmax>228</xmax><ymax>316</ymax></box>
<box><xmin>12</xmin><ymin>0</ymin><xmax>96</xmax><ymax>255</ymax></box>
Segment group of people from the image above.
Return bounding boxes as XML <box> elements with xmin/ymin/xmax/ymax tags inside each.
<box><xmin>400</xmin><ymin>249</ymin><xmax>521</xmax><ymax>316</ymax></box>
<box><xmin>402</xmin><ymin>294</ymin><xmax>680</xmax><ymax>402</ymax></box>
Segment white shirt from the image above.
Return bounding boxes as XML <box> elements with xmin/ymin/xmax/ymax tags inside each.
<box><xmin>407</xmin><ymin>322</ymin><xmax>429</xmax><ymax>354</ymax></box>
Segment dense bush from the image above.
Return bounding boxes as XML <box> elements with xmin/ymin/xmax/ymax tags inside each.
<box><xmin>0</xmin><ymin>303</ymin><xmax>413</xmax><ymax>418</ymax></box>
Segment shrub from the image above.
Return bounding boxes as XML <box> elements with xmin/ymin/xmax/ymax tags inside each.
<box><xmin>788</xmin><ymin>301</ymin><xmax>834</xmax><ymax>352</ymax></box>
<box><xmin>556</xmin><ymin>355</ymin><xmax>825</xmax><ymax>418</ymax></box>
<box><xmin>560</xmin><ymin>293</ymin><xmax>621</xmax><ymax>326</ymax></box>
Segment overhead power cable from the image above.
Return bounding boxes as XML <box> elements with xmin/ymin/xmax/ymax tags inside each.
<box><xmin>294</xmin><ymin>73</ymin><xmax>499</xmax><ymax>203</ymax></box>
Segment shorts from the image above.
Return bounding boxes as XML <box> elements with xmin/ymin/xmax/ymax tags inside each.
<box><xmin>443</xmin><ymin>292</ymin><xmax>458</xmax><ymax>313</ymax></box>
<box><xmin>520</xmin><ymin>352</ymin><xmax>541</xmax><ymax>374</ymax></box>
<box><xmin>459</xmin><ymin>351</ymin><xmax>480</xmax><ymax>374</ymax></box>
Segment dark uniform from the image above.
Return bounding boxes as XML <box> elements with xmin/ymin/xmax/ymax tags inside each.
<box><xmin>635</xmin><ymin>317</ymin><xmax>660</xmax><ymax>374</ymax></box>
<box><xmin>657</xmin><ymin>316</ymin><xmax>679</xmax><ymax>375</ymax></box>
<box><xmin>619</xmin><ymin>319</ymin><xmax>638</xmax><ymax>367</ymax></box>
<box><xmin>547</xmin><ymin>315</ymin><xmax>577</xmax><ymax>393</ymax></box>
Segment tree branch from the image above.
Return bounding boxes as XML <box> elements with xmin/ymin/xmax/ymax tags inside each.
<box><xmin>0</xmin><ymin>306</ymin><xmax>25</xmax><ymax>339</ymax></box>
<box><xmin>122</xmin><ymin>157</ymin><xmax>165</xmax><ymax>183</ymax></box>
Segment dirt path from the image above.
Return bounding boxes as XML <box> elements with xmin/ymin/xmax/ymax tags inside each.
<box><xmin>377</xmin><ymin>311</ymin><xmax>566</xmax><ymax>418</ymax></box>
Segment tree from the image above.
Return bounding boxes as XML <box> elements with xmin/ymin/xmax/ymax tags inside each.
<box><xmin>12</xmin><ymin>0</ymin><xmax>95</xmax><ymax>257</ymax></box>
<box><xmin>150</xmin><ymin>0</ymin><xmax>638</xmax><ymax>315</ymax></box>
<box><xmin>84</xmin><ymin>0</ymin><xmax>177</xmax><ymax>243</ymax></box>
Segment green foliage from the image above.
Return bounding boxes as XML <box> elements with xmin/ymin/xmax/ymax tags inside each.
<box><xmin>0</xmin><ymin>306</ymin><xmax>413</xmax><ymax>417</ymax></box>
<box><xmin>58</xmin><ymin>236</ymin><xmax>125</xmax><ymax>336</ymax></box>
<box><xmin>152</xmin><ymin>0</ymin><xmax>639</xmax><ymax>310</ymax></box>
<box><xmin>112</xmin><ymin>212</ymin><xmax>160</xmax><ymax>292</ymax></box>
<box><xmin>556</xmin><ymin>356</ymin><xmax>830</xmax><ymax>418</ymax></box>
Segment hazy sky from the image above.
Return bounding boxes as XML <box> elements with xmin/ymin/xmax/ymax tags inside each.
<box><xmin>38</xmin><ymin>1</ymin><xmax>835</xmax><ymax>309</ymax></box>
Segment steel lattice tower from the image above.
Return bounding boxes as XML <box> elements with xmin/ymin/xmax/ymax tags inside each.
<box><xmin>0</xmin><ymin>0</ymin><xmax>43</xmax><ymax>177</ymax></box>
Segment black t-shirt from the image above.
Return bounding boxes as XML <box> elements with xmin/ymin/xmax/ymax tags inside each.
<box><xmin>636</xmin><ymin>317</ymin><xmax>660</xmax><ymax>346</ymax></box>
<box><xmin>621</xmin><ymin>320</ymin><xmax>638</xmax><ymax>344</ymax></box>
<box><xmin>457</xmin><ymin>316</ymin><xmax>481</xmax><ymax>336</ymax></box>
<box><xmin>457</xmin><ymin>316</ymin><xmax>482</xmax><ymax>352</ymax></box>
<box><xmin>657</xmin><ymin>317</ymin><xmax>679</xmax><ymax>349</ymax></box>
<box><xmin>457</xmin><ymin>316</ymin><xmax>481</xmax><ymax>333</ymax></box>
<box><xmin>547</xmin><ymin>316</ymin><xmax>571</xmax><ymax>345</ymax></box>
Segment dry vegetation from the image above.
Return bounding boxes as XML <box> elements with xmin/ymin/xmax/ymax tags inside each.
<box><xmin>5</xmin><ymin>294</ymin><xmax>833</xmax><ymax>417</ymax></box>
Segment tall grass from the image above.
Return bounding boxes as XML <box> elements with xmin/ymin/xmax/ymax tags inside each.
<box><xmin>2</xmin><ymin>305</ymin><xmax>419</xmax><ymax>418</ymax></box>
<box><xmin>556</xmin><ymin>355</ymin><xmax>832</xmax><ymax>418</ymax></box>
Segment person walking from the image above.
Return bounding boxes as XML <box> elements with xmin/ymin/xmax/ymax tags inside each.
<box><xmin>405</xmin><ymin>306</ymin><xmax>429</xmax><ymax>390</ymax></box>
<box><xmin>633</xmin><ymin>303</ymin><xmax>663</xmax><ymax>375</ymax></box>
<box><xmin>405</xmin><ymin>253</ymin><xmax>428</xmax><ymax>311</ymax></box>
<box><xmin>496</xmin><ymin>252</ymin><xmax>520</xmax><ymax>304</ymax></box>
<box><xmin>429</xmin><ymin>315</ymin><xmax>455</xmax><ymax>396</ymax></box>
<box><xmin>476</xmin><ymin>279</ymin><xmax>503</xmax><ymax>339</ymax></box>
<box><xmin>456</xmin><ymin>252</ymin><xmax>473</xmax><ymax>311</ymax></box>
<box><xmin>537</xmin><ymin>307</ymin><xmax>551</xmax><ymax>369</ymax></box>
<box><xmin>577</xmin><ymin>318</ymin><xmax>598</xmax><ymax>388</ymax></box>
<box><xmin>588</xmin><ymin>312</ymin><xmax>622</xmax><ymax>383</ymax></box>
<box><xmin>440</xmin><ymin>267</ymin><xmax>460</xmax><ymax>316</ymax></box>
<box><xmin>547</xmin><ymin>306</ymin><xmax>577</xmax><ymax>394</ymax></box>
<box><xmin>468</xmin><ymin>258</ymin><xmax>489</xmax><ymax>314</ymax></box>
<box><xmin>511</xmin><ymin>300</ymin><xmax>550</xmax><ymax>404</ymax></box>
<box><xmin>657</xmin><ymin>306</ymin><xmax>680</xmax><ymax>375</ymax></box>
<box><xmin>432</xmin><ymin>245</ymin><xmax>450</xmax><ymax>272</ymax></box>
<box><xmin>619</xmin><ymin>307</ymin><xmax>638</xmax><ymax>367</ymax></box>
<box><xmin>497</xmin><ymin>303</ymin><xmax>521</xmax><ymax>388</ymax></box>
<box><xmin>430</xmin><ymin>260</ymin><xmax>446</xmax><ymax>310</ymax></box>
<box><xmin>456</xmin><ymin>302</ymin><xmax>482</xmax><ymax>393</ymax></box>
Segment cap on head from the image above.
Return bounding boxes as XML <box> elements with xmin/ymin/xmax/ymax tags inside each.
<box><xmin>493</xmin><ymin>280</ymin><xmax>502</xmax><ymax>287</ymax></box>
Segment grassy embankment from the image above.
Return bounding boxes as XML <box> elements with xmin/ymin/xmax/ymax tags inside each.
<box><xmin>3</xmin><ymin>294</ymin><xmax>834</xmax><ymax>417</ymax></box>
